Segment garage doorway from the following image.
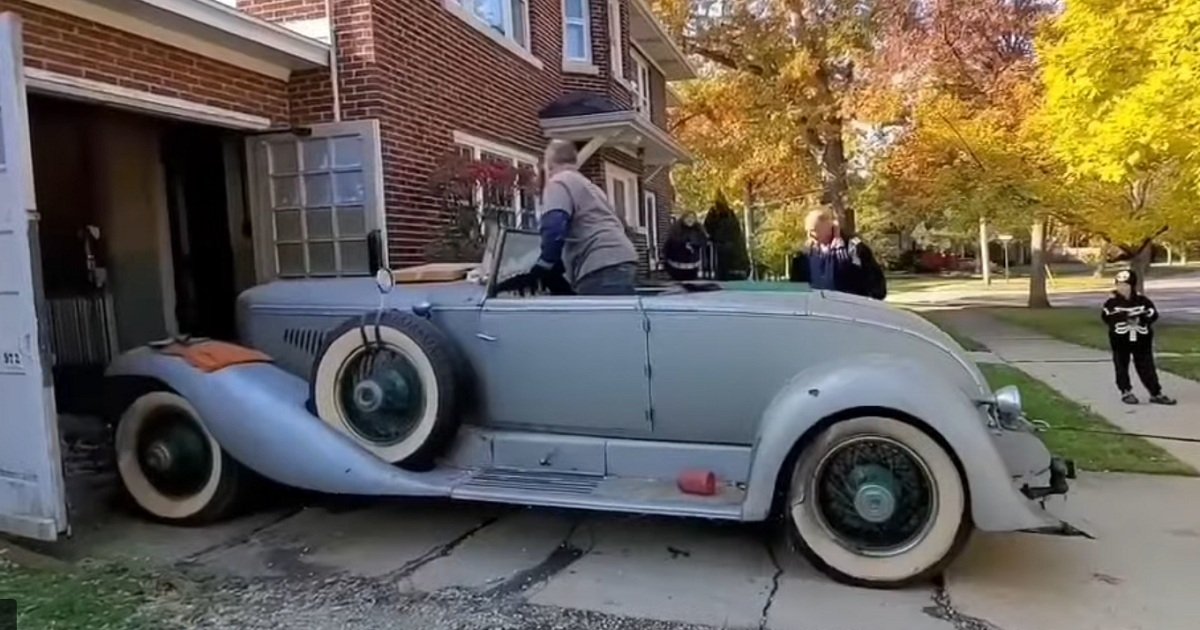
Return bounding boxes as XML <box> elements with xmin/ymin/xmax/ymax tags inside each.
<box><xmin>29</xmin><ymin>95</ymin><xmax>253</xmax><ymax>414</ymax></box>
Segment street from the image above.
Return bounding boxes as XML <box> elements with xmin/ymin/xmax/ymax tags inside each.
<box><xmin>890</xmin><ymin>272</ymin><xmax>1200</xmax><ymax>321</ymax></box>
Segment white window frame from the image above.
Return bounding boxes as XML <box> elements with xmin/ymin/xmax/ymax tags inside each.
<box><xmin>247</xmin><ymin>120</ymin><xmax>387</xmax><ymax>281</ymax></box>
<box><xmin>605</xmin><ymin>163</ymin><xmax>641</xmax><ymax>232</ymax></box>
<box><xmin>563</xmin><ymin>0</ymin><xmax>592</xmax><ymax>64</ymax></box>
<box><xmin>452</xmin><ymin>131</ymin><xmax>539</xmax><ymax>230</ymax></box>
<box><xmin>630</xmin><ymin>48</ymin><xmax>652</xmax><ymax>116</ymax></box>
<box><xmin>444</xmin><ymin>0</ymin><xmax>541</xmax><ymax>69</ymax></box>
<box><xmin>607</xmin><ymin>0</ymin><xmax>625</xmax><ymax>82</ymax></box>
<box><xmin>643</xmin><ymin>189</ymin><xmax>659</xmax><ymax>264</ymax></box>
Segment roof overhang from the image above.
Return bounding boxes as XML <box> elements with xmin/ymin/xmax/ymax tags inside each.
<box><xmin>627</xmin><ymin>0</ymin><xmax>696</xmax><ymax>82</ymax></box>
<box><xmin>28</xmin><ymin>0</ymin><xmax>330</xmax><ymax>81</ymax></box>
<box><xmin>541</xmin><ymin>111</ymin><xmax>692</xmax><ymax>165</ymax></box>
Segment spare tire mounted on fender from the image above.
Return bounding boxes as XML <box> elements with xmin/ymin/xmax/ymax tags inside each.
<box><xmin>311</xmin><ymin>310</ymin><xmax>461</xmax><ymax>468</ymax></box>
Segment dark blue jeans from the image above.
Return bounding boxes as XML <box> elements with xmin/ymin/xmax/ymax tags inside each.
<box><xmin>574</xmin><ymin>262</ymin><xmax>637</xmax><ymax>295</ymax></box>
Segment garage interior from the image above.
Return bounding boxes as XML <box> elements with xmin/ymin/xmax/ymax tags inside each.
<box><xmin>30</xmin><ymin>94</ymin><xmax>255</xmax><ymax>416</ymax></box>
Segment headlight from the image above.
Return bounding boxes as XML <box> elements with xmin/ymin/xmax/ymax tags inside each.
<box><xmin>994</xmin><ymin>385</ymin><xmax>1022</xmax><ymax>418</ymax></box>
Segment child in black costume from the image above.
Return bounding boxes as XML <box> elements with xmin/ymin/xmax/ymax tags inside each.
<box><xmin>1101</xmin><ymin>270</ymin><xmax>1177</xmax><ymax>405</ymax></box>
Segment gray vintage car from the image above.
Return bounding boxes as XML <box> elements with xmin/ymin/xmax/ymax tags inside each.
<box><xmin>104</xmin><ymin>228</ymin><xmax>1073</xmax><ymax>588</ymax></box>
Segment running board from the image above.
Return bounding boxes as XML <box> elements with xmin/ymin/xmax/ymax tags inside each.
<box><xmin>451</xmin><ymin>469</ymin><xmax>745</xmax><ymax>520</ymax></box>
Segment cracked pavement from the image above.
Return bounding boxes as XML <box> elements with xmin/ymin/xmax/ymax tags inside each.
<box><xmin>32</xmin><ymin>468</ymin><xmax>1200</xmax><ymax>629</ymax></box>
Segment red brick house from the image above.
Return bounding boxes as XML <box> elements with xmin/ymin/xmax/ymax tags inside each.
<box><xmin>0</xmin><ymin>0</ymin><xmax>693</xmax><ymax>539</ymax></box>
<box><xmin>1</xmin><ymin>0</ymin><xmax>692</xmax><ymax>399</ymax></box>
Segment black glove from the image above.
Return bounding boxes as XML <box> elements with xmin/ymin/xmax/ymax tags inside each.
<box><xmin>495</xmin><ymin>261</ymin><xmax>574</xmax><ymax>296</ymax></box>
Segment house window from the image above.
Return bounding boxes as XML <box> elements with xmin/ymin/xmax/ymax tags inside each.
<box><xmin>250</xmin><ymin>121</ymin><xmax>384</xmax><ymax>280</ymax></box>
<box><xmin>607</xmin><ymin>0</ymin><xmax>624</xmax><ymax>80</ymax></box>
<box><xmin>452</xmin><ymin>132</ymin><xmax>539</xmax><ymax>230</ymax></box>
<box><xmin>605</xmin><ymin>163</ymin><xmax>641</xmax><ymax>231</ymax></box>
<box><xmin>643</xmin><ymin>190</ymin><xmax>659</xmax><ymax>263</ymax></box>
<box><xmin>564</xmin><ymin>0</ymin><xmax>591</xmax><ymax>62</ymax></box>
<box><xmin>630</xmin><ymin>49</ymin><xmax>651</xmax><ymax>115</ymax></box>
<box><xmin>457</xmin><ymin>0</ymin><xmax>529</xmax><ymax>47</ymax></box>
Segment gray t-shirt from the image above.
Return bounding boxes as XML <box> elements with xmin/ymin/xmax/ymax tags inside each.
<box><xmin>541</xmin><ymin>168</ymin><xmax>638</xmax><ymax>283</ymax></box>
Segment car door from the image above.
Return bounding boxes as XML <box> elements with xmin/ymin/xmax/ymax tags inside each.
<box><xmin>476</xmin><ymin>295</ymin><xmax>651</xmax><ymax>436</ymax></box>
<box><xmin>0</xmin><ymin>13</ymin><xmax>68</xmax><ymax>541</ymax></box>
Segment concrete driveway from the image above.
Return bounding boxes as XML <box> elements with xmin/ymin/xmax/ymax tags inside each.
<box><xmin>34</xmin><ymin>465</ymin><xmax>1200</xmax><ymax>630</ymax></box>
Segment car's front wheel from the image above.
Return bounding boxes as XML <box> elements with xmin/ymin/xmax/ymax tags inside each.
<box><xmin>787</xmin><ymin>416</ymin><xmax>971</xmax><ymax>588</ymax></box>
<box><xmin>114</xmin><ymin>390</ymin><xmax>245</xmax><ymax>524</ymax></box>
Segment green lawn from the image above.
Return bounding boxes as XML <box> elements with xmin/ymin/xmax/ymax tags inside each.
<box><xmin>980</xmin><ymin>364</ymin><xmax>1196</xmax><ymax>476</ymax></box>
<box><xmin>914</xmin><ymin>310</ymin><xmax>988</xmax><ymax>351</ymax></box>
<box><xmin>988</xmin><ymin>306</ymin><xmax>1200</xmax><ymax>381</ymax></box>
<box><xmin>0</xmin><ymin>558</ymin><xmax>180</xmax><ymax>629</ymax></box>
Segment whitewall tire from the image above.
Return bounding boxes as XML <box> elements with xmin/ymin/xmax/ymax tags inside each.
<box><xmin>311</xmin><ymin>311</ymin><xmax>461</xmax><ymax>468</ymax></box>
<box><xmin>115</xmin><ymin>391</ymin><xmax>244</xmax><ymax>524</ymax></box>
<box><xmin>787</xmin><ymin>416</ymin><xmax>971</xmax><ymax>588</ymax></box>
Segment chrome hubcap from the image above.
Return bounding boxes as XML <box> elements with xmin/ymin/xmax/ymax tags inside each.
<box><xmin>854</xmin><ymin>482</ymin><xmax>897</xmax><ymax>523</ymax></box>
<box><xmin>143</xmin><ymin>441</ymin><xmax>173</xmax><ymax>472</ymax></box>
<box><xmin>353</xmin><ymin>380</ymin><xmax>385</xmax><ymax>413</ymax></box>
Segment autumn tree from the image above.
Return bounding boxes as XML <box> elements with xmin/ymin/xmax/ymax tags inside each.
<box><xmin>1038</xmin><ymin>0</ymin><xmax>1200</xmax><ymax>288</ymax></box>
<box><xmin>655</xmin><ymin>0</ymin><xmax>935</xmax><ymax>235</ymax></box>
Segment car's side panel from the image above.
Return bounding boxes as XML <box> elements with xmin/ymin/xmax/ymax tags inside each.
<box><xmin>645</xmin><ymin>313</ymin><xmax>825</xmax><ymax>444</ymax></box>
<box><xmin>645</xmin><ymin>310</ymin><xmax>984</xmax><ymax>445</ymax></box>
<box><xmin>740</xmin><ymin>353</ymin><xmax>1058</xmax><ymax>531</ymax></box>
<box><xmin>105</xmin><ymin>349</ymin><xmax>463</xmax><ymax>496</ymax></box>
<box><xmin>475</xmin><ymin>297</ymin><xmax>651</xmax><ymax>436</ymax></box>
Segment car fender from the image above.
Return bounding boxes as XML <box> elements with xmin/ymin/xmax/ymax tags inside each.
<box><xmin>105</xmin><ymin>347</ymin><xmax>461</xmax><ymax>496</ymax></box>
<box><xmin>742</xmin><ymin>353</ymin><xmax>1054</xmax><ymax>532</ymax></box>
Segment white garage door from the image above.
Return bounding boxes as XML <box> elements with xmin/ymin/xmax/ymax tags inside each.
<box><xmin>0</xmin><ymin>13</ymin><xmax>67</xmax><ymax>541</ymax></box>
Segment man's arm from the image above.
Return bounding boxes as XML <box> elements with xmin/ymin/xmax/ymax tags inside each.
<box><xmin>537</xmin><ymin>181</ymin><xmax>575</xmax><ymax>269</ymax></box>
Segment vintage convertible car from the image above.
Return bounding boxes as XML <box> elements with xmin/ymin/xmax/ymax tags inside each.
<box><xmin>104</xmin><ymin>229</ymin><xmax>1073</xmax><ymax>588</ymax></box>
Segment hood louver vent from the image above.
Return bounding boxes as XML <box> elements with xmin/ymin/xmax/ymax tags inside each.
<box><xmin>283</xmin><ymin>328</ymin><xmax>326</xmax><ymax>357</ymax></box>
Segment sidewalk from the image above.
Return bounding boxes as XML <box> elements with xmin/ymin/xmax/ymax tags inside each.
<box><xmin>936</xmin><ymin>310</ymin><xmax>1200</xmax><ymax>471</ymax></box>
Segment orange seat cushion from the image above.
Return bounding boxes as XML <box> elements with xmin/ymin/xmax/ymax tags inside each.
<box><xmin>160</xmin><ymin>340</ymin><xmax>272</xmax><ymax>373</ymax></box>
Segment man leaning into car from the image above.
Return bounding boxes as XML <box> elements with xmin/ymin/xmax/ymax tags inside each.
<box><xmin>519</xmin><ymin>139</ymin><xmax>639</xmax><ymax>295</ymax></box>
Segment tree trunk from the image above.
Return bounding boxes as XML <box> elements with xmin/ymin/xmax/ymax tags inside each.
<box><xmin>978</xmin><ymin>217</ymin><xmax>991</xmax><ymax>285</ymax></box>
<box><xmin>743</xmin><ymin>180</ymin><xmax>756</xmax><ymax>281</ymax></box>
<box><xmin>1093</xmin><ymin>238</ymin><xmax>1110</xmax><ymax>277</ymax></box>
<box><xmin>817</xmin><ymin>123</ymin><xmax>853</xmax><ymax>235</ymax></box>
<box><xmin>1166</xmin><ymin>244</ymin><xmax>1174</xmax><ymax>266</ymax></box>
<box><xmin>1028</xmin><ymin>218</ymin><xmax>1051</xmax><ymax>308</ymax></box>
<box><xmin>1131</xmin><ymin>245</ymin><xmax>1152</xmax><ymax>294</ymax></box>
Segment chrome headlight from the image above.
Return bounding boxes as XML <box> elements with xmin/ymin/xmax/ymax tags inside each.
<box><xmin>994</xmin><ymin>385</ymin><xmax>1023</xmax><ymax>419</ymax></box>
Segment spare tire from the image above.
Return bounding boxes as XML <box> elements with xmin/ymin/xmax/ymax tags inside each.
<box><xmin>311</xmin><ymin>310</ymin><xmax>461</xmax><ymax>468</ymax></box>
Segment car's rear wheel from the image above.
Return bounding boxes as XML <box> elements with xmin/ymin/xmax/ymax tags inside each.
<box><xmin>115</xmin><ymin>390</ymin><xmax>245</xmax><ymax>524</ymax></box>
<box><xmin>311</xmin><ymin>311</ymin><xmax>461</xmax><ymax>468</ymax></box>
<box><xmin>786</xmin><ymin>416</ymin><xmax>971</xmax><ymax>588</ymax></box>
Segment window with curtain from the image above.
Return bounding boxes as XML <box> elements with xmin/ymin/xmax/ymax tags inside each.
<box><xmin>457</xmin><ymin>0</ymin><xmax>529</xmax><ymax>47</ymax></box>
<box><xmin>564</xmin><ymin>0</ymin><xmax>591</xmax><ymax>62</ymax></box>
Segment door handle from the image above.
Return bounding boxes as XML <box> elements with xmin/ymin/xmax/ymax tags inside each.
<box><xmin>476</xmin><ymin>333</ymin><xmax>497</xmax><ymax>342</ymax></box>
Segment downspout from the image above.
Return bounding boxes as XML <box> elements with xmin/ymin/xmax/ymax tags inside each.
<box><xmin>325</xmin><ymin>0</ymin><xmax>342</xmax><ymax>122</ymax></box>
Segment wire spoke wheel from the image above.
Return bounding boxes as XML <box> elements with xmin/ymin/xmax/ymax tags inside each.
<box><xmin>813</xmin><ymin>436</ymin><xmax>936</xmax><ymax>556</ymax></box>
<box><xmin>337</xmin><ymin>346</ymin><xmax>426</xmax><ymax>446</ymax></box>
<box><xmin>788</xmin><ymin>416</ymin><xmax>970</xmax><ymax>588</ymax></box>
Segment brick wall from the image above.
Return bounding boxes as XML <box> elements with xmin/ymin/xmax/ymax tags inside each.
<box><xmin>236</xmin><ymin>0</ymin><xmax>327</xmax><ymax>22</ymax></box>
<box><xmin>562</xmin><ymin>0</ymin><xmax>632</xmax><ymax>110</ymax></box>
<box><xmin>366</xmin><ymin>0</ymin><xmax>565</xmax><ymax>265</ymax></box>
<box><xmin>7</xmin><ymin>0</ymin><xmax>289</xmax><ymax>125</ymax></box>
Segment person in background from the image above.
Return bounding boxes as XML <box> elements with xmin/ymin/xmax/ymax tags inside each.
<box><xmin>507</xmin><ymin>139</ymin><xmax>638</xmax><ymax>296</ymax></box>
<box><xmin>1102</xmin><ymin>269</ymin><xmax>1176</xmax><ymax>405</ymax></box>
<box><xmin>662</xmin><ymin>211</ymin><xmax>708</xmax><ymax>282</ymax></box>
<box><xmin>788</xmin><ymin>208</ymin><xmax>887</xmax><ymax>300</ymax></box>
